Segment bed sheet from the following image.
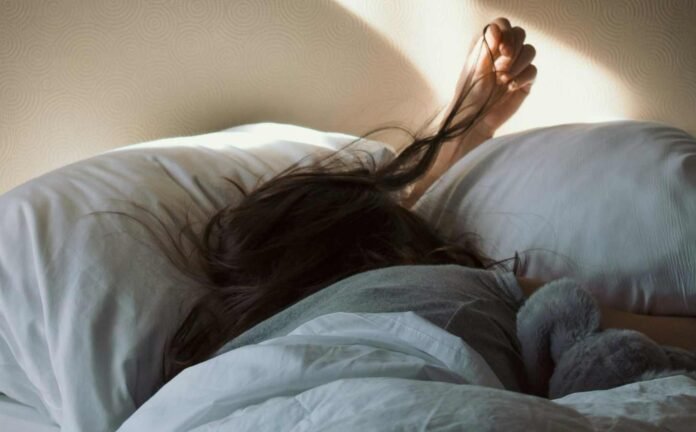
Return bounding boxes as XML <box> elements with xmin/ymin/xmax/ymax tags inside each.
<box><xmin>118</xmin><ymin>311</ymin><xmax>696</xmax><ymax>431</ymax></box>
<box><xmin>0</xmin><ymin>395</ymin><xmax>58</xmax><ymax>432</ymax></box>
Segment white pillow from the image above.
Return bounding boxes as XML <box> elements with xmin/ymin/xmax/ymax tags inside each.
<box><xmin>414</xmin><ymin>121</ymin><xmax>696</xmax><ymax>316</ymax></box>
<box><xmin>0</xmin><ymin>123</ymin><xmax>394</xmax><ymax>431</ymax></box>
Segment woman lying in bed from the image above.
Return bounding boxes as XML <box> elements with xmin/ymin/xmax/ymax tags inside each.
<box><xmin>125</xmin><ymin>18</ymin><xmax>696</xmax><ymax>394</ymax></box>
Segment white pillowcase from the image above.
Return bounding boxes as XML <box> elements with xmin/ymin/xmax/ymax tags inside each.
<box><xmin>0</xmin><ymin>123</ymin><xmax>394</xmax><ymax>431</ymax></box>
<box><xmin>3</xmin><ymin>118</ymin><xmax>693</xmax><ymax>430</ymax></box>
<box><xmin>414</xmin><ymin>121</ymin><xmax>696</xmax><ymax>316</ymax></box>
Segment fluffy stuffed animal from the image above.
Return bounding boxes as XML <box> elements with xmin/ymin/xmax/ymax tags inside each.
<box><xmin>517</xmin><ymin>278</ymin><xmax>696</xmax><ymax>399</ymax></box>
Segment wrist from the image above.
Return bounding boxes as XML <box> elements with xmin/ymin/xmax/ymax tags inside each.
<box><xmin>402</xmin><ymin>126</ymin><xmax>491</xmax><ymax>208</ymax></box>
<box><xmin>444</xmin><ymin>125</ymin><xmax>493</xmax><ymax>161</ymax></box>
<box><xmin>467</xmin><ymin>123</ymin><xmax>495</xmax><ymax>142</ymax></box>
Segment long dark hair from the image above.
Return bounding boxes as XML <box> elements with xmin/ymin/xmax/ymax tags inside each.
<box><xmin>90</xmin><ymin>25</ymin><xmax>516</xmax><ymax>382</ymax></box>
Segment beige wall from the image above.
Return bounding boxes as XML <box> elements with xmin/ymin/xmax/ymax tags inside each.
<box><xmin>1</xmin><ymin>0</ymin><xmax>695</xmax><ymax>194</ymax></box>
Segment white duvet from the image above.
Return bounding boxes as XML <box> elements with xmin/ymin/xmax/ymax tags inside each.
<box><xmin>117</xmin><ymin>312</ymin><xmax>696</xmax><ymax>431</ymax></box>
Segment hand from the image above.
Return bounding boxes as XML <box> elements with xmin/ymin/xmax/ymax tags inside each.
<box><xmin>449</xmin><ymin>17</ymin><xmax>538</xmax><ymax>139</ymax></box>
<box><xmin>406</xmin><ymin>19</ymin><xmax>537</xmax><ymax>207</ymax></box>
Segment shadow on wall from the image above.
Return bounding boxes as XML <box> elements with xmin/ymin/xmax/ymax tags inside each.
<box><xmin>5</xmin><ymin>0</ymin><xmax>696</xmax><ymax>195</ymax></box>
<box><xmin>137</xmin><ymin>1</ymin><xmax>441</xmax><ymax>143</ymax></box>
<box><xmin>482</xmin><ymin>0</ymin><xmax>696</xmax><ymax>137</ymax></box>
<box><xmin>0</xmin><ymin>0</ymin><xmax>437</xmax><ymax>194</ymax></box>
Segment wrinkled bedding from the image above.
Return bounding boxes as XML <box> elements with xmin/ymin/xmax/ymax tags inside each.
<box><xmin>117</xmin><ymin>312</ymin><xmax>696</xmax><ymax>431</ymax></box>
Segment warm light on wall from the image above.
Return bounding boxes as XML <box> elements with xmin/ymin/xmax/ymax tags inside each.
<box><xmin>333</xmin><ymin>1</ymin><xmax>651</xmax><ymax>137</ymax></box>
<box><xmin>494</xmin><ymin>25</ymin><xmax>633</xmax><ymax>136</ymax></box>
<box><xmin>1</xmin><ymin>0</ymin><xmax>694</xmax><ymax>194</ymax></box>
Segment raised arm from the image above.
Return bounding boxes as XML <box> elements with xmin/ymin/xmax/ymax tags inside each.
<box><xmin>404</xmin><ymin>17</ymin><xmax>537</xmax><ymax>207</ymax></box>
<box><xmin>402</xmin><ymin>127</ymin><xmax>492</xmax><ymax>207</ymax></box>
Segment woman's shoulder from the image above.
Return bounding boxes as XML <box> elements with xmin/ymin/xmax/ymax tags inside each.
<box><xmin>514</xmin><ymin>276</ymin><xmax>549</xmax><ymax>297</ymax></box>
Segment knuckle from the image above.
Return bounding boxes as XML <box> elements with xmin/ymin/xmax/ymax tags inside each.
<box><xmin>522</xmin><ymin>44</ymin><xmax>536</xmax><ymax>60</ymax></box>
<box><xmin>495</xmin><ymin>17</ymin><xmax>511</xmax><ymax>29</ymax></box>
<box><xmin>515</xmin><ymin>26</ymin><xmax>526</xmax><ymax>41</ymax></box>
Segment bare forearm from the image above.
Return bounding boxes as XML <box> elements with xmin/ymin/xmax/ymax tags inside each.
<box><xmin>517</xmin><ymin>277</ymin><xmax>696</xmax><ymax>351</ymax></box>
<box><xmin>403</xmin><ymin>128</ymin><xmax>492</xmax><ymax>207</ymax></box>
<box><xmin>599</xmin><ymin>306</ymin><xmax>696</xmax><ymax>351</ymax></box>
<box><xmin>400</xmin><ymin>17</ymin><xmax>537</xmax><ymax>207</ymax></box>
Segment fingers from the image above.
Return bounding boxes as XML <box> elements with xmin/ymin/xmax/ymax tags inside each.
<box><xmin>484</xmin><ymin>23</ymin><xmax>502</xmax><ymax>57</ymax></box>
<box><xmin>509</xmin><ymin>64</ymin><xmax>537</xmax><ymax>92</ymax></box>
<box><xmin>495</xmin><ymin>26</ymin><xmax>526</xmax><ymax>73</ymax></box>
<box><xmin>491</xmin><ymin>17</ymin><xmax>512</xmax><ymax>55</ymax></box>
<box><xmin>510</xmin><ymin>27</ymin><xmax>526</xmax><ymax>62</ymax></box>
<box><xmin>481</xmin><ymin>17</ymin><xmax>537</xmax><ymax>91</ymax></box>
<box><xmin>507</xmin><ymin>44</ymin><xmax>536</xmax><ymax>78</ymax></box>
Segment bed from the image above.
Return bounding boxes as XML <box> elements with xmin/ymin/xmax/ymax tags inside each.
<box><xmin>0</xmin><ymin>396</ymin><xmax>58</xmax><ymax>432</ymax></box>
<box><xmin>2</xmin><ymin>1</ymin><xmax>696</xmax><ymax>431</ymax></box>
<box><xmin>1</xmin><ymin>120</ymin><xmax>695</xmax><ymax>431</ymax></box>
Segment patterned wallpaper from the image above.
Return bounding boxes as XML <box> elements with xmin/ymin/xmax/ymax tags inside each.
<box><xmin>1</xmin><ymin>0</ymin><xmax>695</xmax><ymax>194</ymax></box>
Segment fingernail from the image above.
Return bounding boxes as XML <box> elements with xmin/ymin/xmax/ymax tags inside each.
<box><xmin>508</xmin><ymin>80</ymin><xmax>519</xmax><ymax>91</ymax></box>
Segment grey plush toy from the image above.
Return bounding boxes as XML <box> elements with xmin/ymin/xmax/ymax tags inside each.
<box><xmin>517</xmin><ymin>278</ymin><xmax>696</xmax><ymax>399</ymax></box>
